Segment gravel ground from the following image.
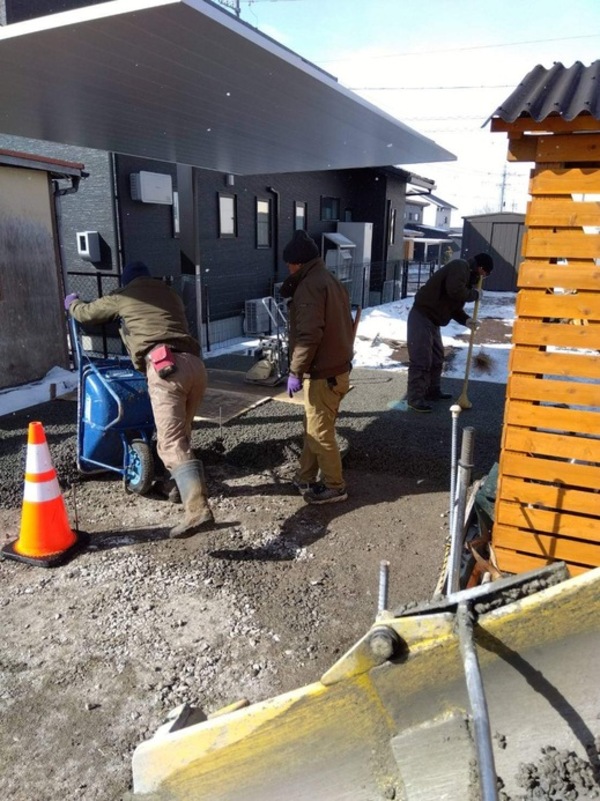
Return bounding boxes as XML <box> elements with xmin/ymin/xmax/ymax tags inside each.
<box><xmin>1</xmin><ymin>360</ymin><xmax>598</xmax><ymax>800</ymax></box>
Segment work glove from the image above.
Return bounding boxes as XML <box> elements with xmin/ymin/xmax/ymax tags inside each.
<box><xmin>64</xmin><ymin>292</ymin><xmax>79</xmax><ymax>311</ymax></box>
<box><xmin>287</xmin><ymin>374</ymin><xmax>303</xmax><ymax>398</ymax></box>
<box><xmin>465</xmin><ymin>317</ymin><xmax>481</xmax><ymax>332</ymax></box>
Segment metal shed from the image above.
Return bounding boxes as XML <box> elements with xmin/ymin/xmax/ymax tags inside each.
<box><xmin>461</xmin><ymin>211</ymin><xmax>525</xmax><ymax>292</ymax></box>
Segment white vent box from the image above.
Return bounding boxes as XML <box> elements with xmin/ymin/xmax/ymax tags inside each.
<box><xmin>130</xmin><ymin>171</ymin><xmax>173</xmax><ymax>205</ymax></box>
<box><xmin>76</xmin><ymin>231</ymin><xmax>101</xmax><ymax>262</ymax></box>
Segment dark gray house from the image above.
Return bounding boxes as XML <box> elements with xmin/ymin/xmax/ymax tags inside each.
<box><xmin>0</xmin><ymin>0</ymin><xmax>454</xmax><ymax>361</ymax></box>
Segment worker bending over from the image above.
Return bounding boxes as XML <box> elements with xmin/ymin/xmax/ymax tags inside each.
<box><xmin>406</xmin><ymin>253</ymin><xmax>493</xmax><ymax>413</ymax></box>
<box><xmin>65</xmin><ymin>261</ymin><xmax>214</xmax><ymax>538</ymax></box>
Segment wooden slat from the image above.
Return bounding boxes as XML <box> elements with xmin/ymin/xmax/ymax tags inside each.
<box><xmin>530</xmin><ymin>169</ymin><xmax>600</xmax><ymax>196</ymax></box>
<box><xmin>524</xmin><ymin>229</ymin><xmax>600</xmax><ymax>259</ymax></box>
<box><xmin>502</xmin><ymin>451</ymin><xmax>600</xmax><ymax>491</ymax></box>
<box><xmin>493</xmin><ymin>523</ymin><xmax>600</xmax><ymax>566</ymax></box>
<box><xmin>507</xmin><ymin>373</ymin><xmax>600</xmax><ymax>407</ymax></box>
<box><xmin>496</xmin><ymin>502</ymin><xmax>600</xmax><ymax>541</ymax></box>
<box><xmin>505</xmin><ymin>398</ymin><xmax>600</xmax><ymax>436</ymax></box>
<box><xmin>516</xmin><ymin>289</ymin><xmax>600</xmax><ymax>321</ymax></box>
<box><xmin>498</xmin><ymin>475</ymin><xmax>599</xmax><ymax>517</ymax></box>
<box><xmin>510</xmin><ymin>348</ymin><xmax>600</xmax><ymax>379</ymax></box>
<box><xmin>536</xmin><ymin>133</ymin><xmax>600</xmax><ymax>163</ymax></box>
<box><xmin>491</xmin><ymin>117</ymin><xmax>600</xmax><ymax>134</ymax></box>
<box><xmin>504</xmin><ymin>424</ymin><xmax>600</xmax><ymax>462</ymax></box>
<box><xmin>517</xmin><ymin>260</ymin><xmax>600</xmax><ymax>291</ymax></box>
<box><xmin>512</xmin><ymin>319</ymin><xmax>600</xmax><ymax>349</ymax></box>
<box><xmin>493</xmin><ymin>545</ymin><xmax>588</xmax><ymax>576</ymax></box>
<box><xmin>508</xmin><ymin>136</ymin><xmax>537</xmax><ymax>162</ymax></box>
<box><xmin>526</xmin><ymin>197</ymin><xmax>600</xmax><ymax>227</ymax></box>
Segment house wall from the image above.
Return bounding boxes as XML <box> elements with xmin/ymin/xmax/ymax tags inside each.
<box><xmin>190</xmin><ymin>167</ymin><xmax>401</xmax><ymax>323</ymax></box>
<box><xmin>0</xmin><ymin>134</ymin><xmax>410</xmax><ymax>353</ymax></box>
<box><xmin>115</xmin><ymin>154</ymin><xmax>180</xmax><ymax>276</ymax></box>
<box><xmin>0</xmin><ymin>134</ymin><xmax>117</xmax><ymax>280</ymax></box>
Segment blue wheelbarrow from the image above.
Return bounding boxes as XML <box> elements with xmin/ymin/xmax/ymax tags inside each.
<box><xmin>70</xmin><ymin>318</ymin><xmax>156</xmax><ymax>495</ymax></box>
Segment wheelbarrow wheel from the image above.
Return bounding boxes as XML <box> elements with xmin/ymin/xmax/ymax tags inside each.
<box><xmin>124</xmin><ymin>439</ymin><xmax>154</xmax><ymax>495</ymax></box>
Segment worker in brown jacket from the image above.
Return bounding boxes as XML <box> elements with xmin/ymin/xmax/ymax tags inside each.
<box><xmin>64</xmin><ymin>261</ymin><xmax>214</xmax><ymax>538</ymax></box>
<box><xmin>280</xmin><ymin>230</ymin><xmax>354</xmax><ymax>504</ymax></box>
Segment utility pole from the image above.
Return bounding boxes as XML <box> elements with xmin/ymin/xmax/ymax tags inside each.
<box><xmin>499</xmin><ymin>164</ymin><xmax>508</xmax><ymax>211</ymax></box>
<box><xmin>214</xmin><ymin>0</ymin><xmax>241</xmax><ymax>17</ymax></box>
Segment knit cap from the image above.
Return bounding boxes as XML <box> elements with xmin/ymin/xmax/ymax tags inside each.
<box><xmin>282</xmin><ymin>230</ymin><xmax>319</xmax><ymax>264</ymax></box>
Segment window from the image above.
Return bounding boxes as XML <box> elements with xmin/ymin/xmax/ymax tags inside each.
<box><xmin>218</xmin><ymin>193</ymin><xmax>237</xmax><ymax>237</ymax></box>
<box><xmin>256</xmin><ymin>198</ymin><xmax>271</xmax><ymax>247</ymax></box>
<box><xmin>320</xmin><ymin>196</ymin><xmax>340</xmax><ymax>221</ymax></box>
<box><xmin>294</xmin><ymin>201</ymin><xmax>307</xmax><ymax>230</ymax></box>
<box><xmin>389</xmin><ymin>208</ymin><xmax>397</xmax><ymax>245</ymax></box>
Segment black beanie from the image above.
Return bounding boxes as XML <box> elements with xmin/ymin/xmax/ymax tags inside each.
<box><xmin>282</xmin><ymin>230</ymin><xmax>319</xmax><ymax>264</ymax></box>
<box><xmin>121</xmin><ymin>261</ymin><xmax>151</xmax><ymax>286</ymax></box>
<box><xmin>473</xmin><ymin>252</ymin><xmax>494</xmax><ymax>274</ymax></box>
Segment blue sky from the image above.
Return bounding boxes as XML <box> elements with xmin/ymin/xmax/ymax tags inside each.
<box><xmin>235</xmin><ymin>0</ymin><xmax>600</xmax><ymax>222</ymax></box>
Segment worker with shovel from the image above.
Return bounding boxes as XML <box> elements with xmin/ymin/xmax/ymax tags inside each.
<box><xmin>65</xmin><ymin>261</ymin><xmax>214</xmax><ymax>539</ymax></box>
<box><xmin>406</xmin><ymin>253</ymin><xmax>493</xmax><ymax>413</ymax></box>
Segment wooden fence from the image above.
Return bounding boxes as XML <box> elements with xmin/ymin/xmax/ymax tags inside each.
<box><xmin>490</xmin><ymin>121</ymin><xmax>600</xmax><ymax>576</ymax></box>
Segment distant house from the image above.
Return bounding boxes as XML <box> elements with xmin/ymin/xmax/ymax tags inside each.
<box><xmin>403</xmin><ymin>189</ymin><xmax>458</xmax><ymax>267</ymax></box>
<box><xmin>421</xmin><ymin>193</ymin><xmax>458</xmax><ymax>230</ymax></box>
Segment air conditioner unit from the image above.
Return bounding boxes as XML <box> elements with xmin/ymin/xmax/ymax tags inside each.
<box><xmin>244</xmin><ymin>299</ymin><xmax>272</xmax><ymax>335</ymax></box>
<box><xmin>130</xmin><ymin>171</ymin><xmax>173</xmax><ymax>205</ymax></box>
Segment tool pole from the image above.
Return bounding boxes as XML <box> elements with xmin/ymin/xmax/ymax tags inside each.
<box><xmin>449</xmin><ymin>403</ymin><xmax>462</xmax><ymax>534</ymax></box>
<box><xmin>377</xmin><ymin>560</ymin><xmax>390</xmax><ymax>614</ymax></box>
<box><xmin>447</xmin><ymin>426</ymin><xmax>475</xmax><ymax>595</ymax></box>
<box><xmin>456</xmin><ymin>275</ymin><xmax>483</xmax><ymax>410</ymax></box>
<box><xmin>457</xmin><ymin>601</ymin><xmax>499</xmax><ymax>801</ymax></box>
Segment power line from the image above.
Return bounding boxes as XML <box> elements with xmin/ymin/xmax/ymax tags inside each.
<box><xmin>322</xmin><ymin>32</ymin><xmax>600</xmax><ymax>63</ymax></box>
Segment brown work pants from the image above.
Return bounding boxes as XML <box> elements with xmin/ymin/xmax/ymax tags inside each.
<box><xmin>298</xmin><ymin>371</ymin><xmax>350</xmax><ymax>491</ymax></box>
<box><xmin>146</xmin><ymin>352</ymin><xmax>208</xmax><ymax>472</ymax></box>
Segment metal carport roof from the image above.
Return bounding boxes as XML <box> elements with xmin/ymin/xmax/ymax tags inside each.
<box><xmin>0</xmin><ymin>0</ymin><xmax>455</xmax><ymax>174</ymax></box>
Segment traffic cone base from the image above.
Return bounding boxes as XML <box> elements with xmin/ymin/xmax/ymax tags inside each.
<box><xmin>1</xmin><ymin>421</ymin><xmax>87</xmax><ymax>568</ymax></box>
<box><xmin>1</xmin><ymin>534</ymin><xmax>87</xmax><ymax>568</ymax></box>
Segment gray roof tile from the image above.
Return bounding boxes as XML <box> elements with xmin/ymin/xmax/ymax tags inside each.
<box><xmin>490</xmin><ymin>60</ymin><xmax>600</xmax><ymax>122</ymax></box>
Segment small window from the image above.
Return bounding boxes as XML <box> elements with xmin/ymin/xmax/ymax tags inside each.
<box><xmin>389</xmin><ymin>208</ymin><xmax>397</xmax><ymax>245</ymax></box>
<box><xmin>320</xmin><ymin>196</ymin><xmax>340</xmax><ymax>221</ymax></box>
<box><xmin>218</xmin><ymin>193</ymin><xmax>237</xmax><ymax>237</ymax></box>
<box><xmin>256</xmin><ymin>198</ymin><xmax>271</xmax><ymax>248</ymax></box>
<box><xmin>294</xmin><ymin>201</ymin><xmax>307</xmax><ymax>230</ymax></box>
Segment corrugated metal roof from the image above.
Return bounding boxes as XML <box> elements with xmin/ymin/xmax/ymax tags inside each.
<box><xmin>489</xmin><ymin>60</ymin><xmax>600</xmax><ymax>123</ymax></box>
<box><xmin>0</xmin><ymin>0</ymin><xmax>454</xmax><ymax>174</ymax></box>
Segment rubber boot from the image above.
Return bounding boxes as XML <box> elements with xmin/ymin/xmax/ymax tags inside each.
<box><xmin>156</xmin><ymin>477</ymin><xmax>182</xmax><ymax>504</ymax></box>
<box><xmin>169</xmin><ymin>460</ymin><xmax>215</xmax><ymax>539</ymax></box>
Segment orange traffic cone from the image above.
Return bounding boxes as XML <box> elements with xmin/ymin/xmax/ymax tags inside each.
<box><xmin>2</xmin><ymin>421</ymin><xmax>85</xmax><ymax>567</ymax></box>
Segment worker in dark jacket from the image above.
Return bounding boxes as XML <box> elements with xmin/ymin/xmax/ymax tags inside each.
<box><xmin>406</xmin><ymin>253</ymin><xmax>493</xmax><ymax>412</ymax></box>
<box><xmin>64</xmin><ymin>261</ymin><xmax>214</xmax><ymax>538</ymax></box>
<box><xmin>280</xmin><ymin>230</ymin><xmax>354</xmax><ymax>504</ymax></box>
